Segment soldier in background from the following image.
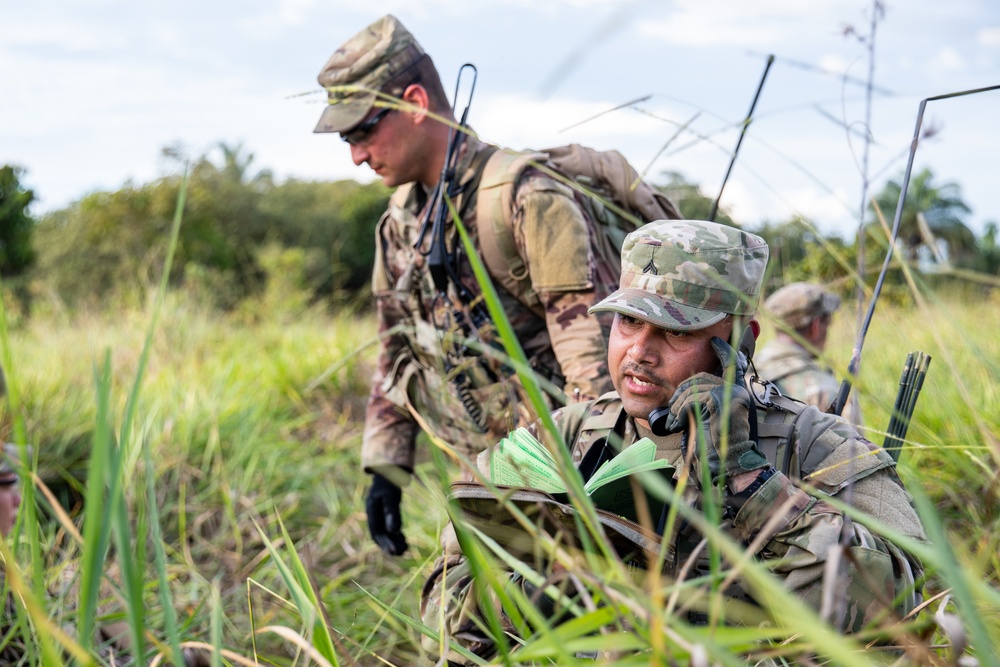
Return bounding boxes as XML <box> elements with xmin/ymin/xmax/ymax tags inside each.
<box><xmin>313</xmin><ymin>15</ymin><xmax>679</xmax><ymax>555</ymax></box>
<box><xmin>754</xmin><ymin>282</ymin><xmax>861</xmax><ymax>425</ymax></box>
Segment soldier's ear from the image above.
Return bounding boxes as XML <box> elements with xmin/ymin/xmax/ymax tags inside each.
<box><xmin>748</xmin><ymin>318</ymin><xmax>761</xmax><ymax>340</ymax></box>
<box><xmin>401</xmin><ymin>83</ymin><xmax>430</xmax><ymax>123</ymax></box>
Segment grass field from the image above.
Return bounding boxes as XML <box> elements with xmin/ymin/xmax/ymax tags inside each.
<box><xmin>2</xmin><ymin>279</ymin><xmax>999</xmax><ymax>665</ymax></box>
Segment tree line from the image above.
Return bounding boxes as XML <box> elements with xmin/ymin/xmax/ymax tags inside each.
<box><xmin>2</xmin><ymin>143</ymin><xmax>998</xmax><ymax>315</ymax></box>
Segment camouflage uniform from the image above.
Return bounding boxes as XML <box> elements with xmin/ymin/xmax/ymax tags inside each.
<box><xmin>420</xmin><ymin>221</ymin><xmax>925</xmax><ymax>663</ymax></box>
<box><xmin>754</xmin><ymin>338</ymin><xmax>854</xmax><ymax>418</ymax></box>
<box><xmin>363</xmin><ymin>136</ymin><xmax>630</xmax><ymax>471</ymax></box>
<box><xmin>314</xmin><ymin>16</ymin><xmax>644</xmax><ymax>473</ymax></box>
<box><xmin>755</xmin><ymin>282</ymin><xmax>861</xmax><ymax>425</ymax></box>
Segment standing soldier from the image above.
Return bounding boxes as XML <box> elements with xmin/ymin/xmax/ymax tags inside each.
<box><xmin>313</xmin><ymin>15</ymin><xmax>680</xmax><ymax>554</ymax></box>
<box><xmin>754</xmin><ymin>281</ymin><xmax>861</xmax><ymax>425</ymax></box>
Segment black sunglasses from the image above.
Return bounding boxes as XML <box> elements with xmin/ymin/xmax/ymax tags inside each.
<box><xmin>341</xmin><ymin>107</ymin><xmax>393</xmax><ymax>146</ymax></box>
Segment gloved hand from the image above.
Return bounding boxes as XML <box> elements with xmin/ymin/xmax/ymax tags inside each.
<box><xmin>662</xmin><ymin>337</ymin><xmax>768</xmax><ymax>485</ymax></box>
<box><xmin>366</xmin><ymin>473</ymin><xmax>408</xmax><ymax>556</ymax></box>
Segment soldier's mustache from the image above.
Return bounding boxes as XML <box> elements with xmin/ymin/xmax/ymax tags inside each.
<box><xmin>621</xmin><ymin>362</ymin><xmax>664</xmax><ymax>386</ymax></box>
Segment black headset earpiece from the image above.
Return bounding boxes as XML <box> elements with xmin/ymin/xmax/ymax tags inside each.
<box><xmin>648</xmin><ymin>405</ymin><xmax>673</xmax><ymax>437</ymax></box>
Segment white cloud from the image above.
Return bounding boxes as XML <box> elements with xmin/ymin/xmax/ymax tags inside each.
<box><xmin>928</xmin><ymin>47</ymin><xmax>966</xmax><ymax>75</ymax></box>
<box><xmin>816</xmin><ymin>54</ymin><xmax>855</xmax><ymax>76</ymax></box>
<box><xmin>976</xmin><ymin>26</ymin><xmax>1000</xmax><ymax>46</ymax></box>
<box><xmin>5</xmin><ymin>0</ymin><xmax>998</xmax><ymax>234</ymax></box>
<box><xmin>634</xmin><ymin>0</ymin><xmax>848</xmax><ymax>47</ymax></box>
<box><xmin>0</xmin><ymin>19</ymin><xmax>128</xmax><ymax>51</ymax></box>
<box><xmin>474</xmin><ymin>93</ymin><xmax>669</xmax><ymax>149</ymax></box>
<box><xmin>636</xmin><ymin>15</ymin><xmax>781</xmax><ymax>47</ymax></box>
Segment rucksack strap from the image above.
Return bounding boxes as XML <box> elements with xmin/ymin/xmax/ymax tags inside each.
<box><xmin>457</xmin><ymin>144</ymin><xmax>498</xmax><ymax>222</ymax></box>
<box><xmin>752</xmin><ymin>391</ymin><xmax>808</xmax><ymax>477</ymax></box>
<box><xmin>476</xmin><ymin>148</ymin><xmax>550</xmax><ymax>316</ymax></box>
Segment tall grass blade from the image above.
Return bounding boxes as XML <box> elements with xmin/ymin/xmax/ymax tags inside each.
<box><xmin>144</xmin><ymin>433</ymin><xmax>185</xmax><ymax>666</ymax></box>
<box><xmin>0</xmin><ymin>276</ymin><xmax>59</xmax><ymax>663</ymax></box>
<box><xmin>910</xmin><ymin>483</ymin><xmax>998</xmax><ymax>667</ymax></box>
<box><xmin>77</xmin><ymin>352</ymin><xmax>115</xmax><ymax>649</ymax></box>
<box><xmin>210</xmin><ymin>579</ymin><xmax>222</xmax><ymax>667</ymax></box>
<box><xmin>108</xmin><ymin>165</ymin><xmax>190</xmax><ymax>663</ymax></box>
<box><xmin>274</xmin><ymin>514</ymin><xmax>340</xmax><ymax>665</ymax></box>
<box><xmin>251</xmin><ymin>515</ymin><xmax>340</xmax><ymax>666</ymax></box>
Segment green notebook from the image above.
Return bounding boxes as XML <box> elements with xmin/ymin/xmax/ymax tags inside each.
<box><xmin>487</xmin><ymin>428</ymin><xmax>673</xmax><ymax>524</ymax></box>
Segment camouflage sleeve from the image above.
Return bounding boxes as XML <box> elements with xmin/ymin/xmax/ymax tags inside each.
<box><xmin>419</xmin><ymin>555</ymin><xmax>514</xmax><ymax>665</ymax></box>
<box><xmin>360</xmin><ymin>232</ymin><xmax>418</xmax><ymax>473</ymax></box>
<box><xmin>514</xmin><ymin>174</ymin><xmax>614</xmax><ymax>402</ymax></box>
<box><xmin>540</xmin><ymin>291</ymin><xmax>613</xmax><ymax>402</ymax></box>
<box><xmin>732</xmin><ymin>471</ymin><xmax>923</xmax><ymax>630</ymax></box>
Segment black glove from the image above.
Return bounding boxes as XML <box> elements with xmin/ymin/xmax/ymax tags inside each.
<box><xmin>366</xmin><ymin>473</ymin><xmax>408</xmax><ymax>556</ymax></box>
<box><xmin>662</xmin><ymin>337</ymin><xmax>768</xmax><ymax>485</ymax></box>
<box><xmin>714</xmin><ymin>330</ymin><xmax>751</xmax><ymax>381</ymax></box>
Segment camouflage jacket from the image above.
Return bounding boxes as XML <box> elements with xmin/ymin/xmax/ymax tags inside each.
<box><xmin>362</xmin><ymin>138</ymin><xmax>617</xmax><ymax>473</ymax></box>
<box><xmin>754</xmin><ymin>337</ymin><xmax>862</xmax><ymax>426</ymax></box>
<box><xmin>420</xmin><ymin>392</ymin><xmax>925</xmax><ymax>664</ymax></box>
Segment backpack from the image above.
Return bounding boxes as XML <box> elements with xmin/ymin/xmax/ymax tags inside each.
<box><xmin>475</xmin><ymin>144</ymin><xmax>681</xmax><ymax>318</ymax></box>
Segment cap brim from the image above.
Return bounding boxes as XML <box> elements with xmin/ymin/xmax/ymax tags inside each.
<box><xmin>589</xmin><ymin>287</ymin><xmax>728</xmax><ymax>332</ymax></box>
<box><xmin>313</xmin><ymin>92</ymin><xmax>377</xmax><ymax>134</ymax></box>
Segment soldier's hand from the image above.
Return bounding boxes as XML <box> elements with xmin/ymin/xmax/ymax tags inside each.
<box><xmin>710</xmin><ymin>333</ymin><xmax>749</xmax><ymax>380</ymax></box>
<box><xmin>666</xmin><ymin>368</ymin><xmax>767</xmax><ymax>486</ymax></box>
<box><xmin>366</xmin><ymin>473</ymin><xmax>408</xmax><ymax>556</ymax></box>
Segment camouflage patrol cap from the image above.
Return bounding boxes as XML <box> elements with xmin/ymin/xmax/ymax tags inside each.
<box><xmin>589</xmin><ymin>220</ymin><xmax>769</xmax><ymax>331</ymax></box>
<box><xmin>764</xmin><ymin>281</ymin><xmax>841</xmax><ymax>329</ymax></box>
<box><xmin>314</xmin><ymin>15</ymin><xmax>426</xmax><ymax>134</ymax></box>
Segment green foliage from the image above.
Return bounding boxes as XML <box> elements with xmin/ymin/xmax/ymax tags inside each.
<box><xmin>966</xmin><ymin>221</ymin><xmax>1000</xmax><ymax>276</ymax></box>
<box><xmin>0</xmin><ymin>165</ymin><xmax>37</xmax><ymax>277</ymax></box>
<box><xmin>750</xmin><ymin>216</ymin><xmax>856</xmax><ymax>294</ymax></box>
<box><xmin>870</xmin><ymin>167</ymin><xmax>975</xmax><ymax>266</ymax></box>
<box><xmin>3</xmin><ymin>276</ymin><xmax>1000</xmax><ymax>664</ymax></box>
<box><xmin>31</xmin><ymin>144</ymin><xmax>390</xmax><ymax>311</ymax></box>
<box><xmin>657</xmin><ymin>171</ymin><xmax>735</xmax><ymax>225</ymax></box>
<box><xmin>34</xmin><ymin>184</ymin><xmax>181</xmax><ymax>308</ymax></box>
<box><xmin>31</xmin><ymin>155</ymin><xmax>275</xmax><ymax>311</ymax></box>
<box><xmin>259</xmin><ymin>178</ymin><xmax>391</xmax><ymax>299</ymax></box>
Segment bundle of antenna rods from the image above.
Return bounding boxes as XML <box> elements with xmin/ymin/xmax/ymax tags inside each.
<box><xmin>883</xmin><ymin>351</ymin><xmax>932</xmax><ymax>461</ymax></box>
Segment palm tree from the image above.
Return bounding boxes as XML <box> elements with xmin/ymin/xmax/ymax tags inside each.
<box><xmin>216</xmin><ymin>141</ymin><xmax>274</xmax><ymax>190</ymax></box>
<box><xmin>871</xmin><ymin>168</ymin><xmax>975</xmax><ymax>265</ymax></box>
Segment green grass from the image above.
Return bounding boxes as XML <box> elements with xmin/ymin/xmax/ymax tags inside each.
<box><xmin>1</xmin><ymin>266</ymin><xmax>999</xmax><ymax>664</ymax></box>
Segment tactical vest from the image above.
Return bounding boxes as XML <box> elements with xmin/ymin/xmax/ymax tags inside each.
<box><xmin>569</xmin><ymin>384</ymin><xmax>894</xmax><ymax>622</ymax></box>
<box><xmin>372</xmin><ymin>153</ymin><xmax>562</xmax><ymax>441</ymax></box>
<box><xmin>574</xmin><ymin>387</ymin><xmax>888</xmax><ymax>493</ymax></box>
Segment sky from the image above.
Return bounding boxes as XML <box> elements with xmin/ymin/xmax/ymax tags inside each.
<box><xmin>3</xmin><ymin>0</ymin><xmax>999</xmax><ymax>238</ymax></box>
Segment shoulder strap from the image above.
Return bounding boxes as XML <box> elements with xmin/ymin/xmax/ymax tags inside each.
<box><xmin>754</xmin><ymin>393</ymin><xmax>807</xmax><ymax>477</ymax></box>
<box><xmin>372</xmin><ymin>184</ymin><xmax>419</xmax><ymax>294</ymax></box>
<box><xmin>456</xmin><ymin>144</ymin><xmax>498</xmax><ymax>221</ymax></box>
<box><xmin>576</xmin><ymin>393</ymin><xmax>629</xmax><ymax>453</ymax></box>
<box><xmin>476</xmin><ymin>148</ymin><xmax>550</xmax><ymax>314</ymax></box>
